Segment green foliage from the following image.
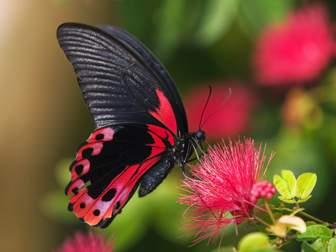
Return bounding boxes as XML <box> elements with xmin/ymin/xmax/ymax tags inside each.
<box><xmin>296</xmin><ymin>173</ymin><xmax>317</xmax><ymax>201</ymax></box>
<box><xmin>269</xmin><ymin>129</ymin><xmax>329</xmax><ymax>207</ymax></box>
<box><xmin>273</xmin><ymin>170</ymin><xmax>317</xmax><ymax>203</ymax></box>
<box><xmin>156</xmin><ymin>0</ymin><xmax>187</xmax><ymax>57</ymax></box>
<box><xmin>273</xmin><ymin>170</ymin><xmax>297</xmax><ymax>203</ymax></box>
<box><xmin>298</xmin><ymin>225</ymin><xmax>336</xmax><ymax>252</ymax></box>
<box><xmin>154</xmin><ymin>0</ymin><xmax>241</xmax><ymax>58</ymax></box>
<box><xmin>55</xmin><ymin>159</ymin><xmax>71</xmax><ymax>187</ymax></box>
<box><xmin>302</xmin><ymin>239</ymin><xmax>327</xmax><ymax>252</ymax></box>
<box><xmin>41</xmin><ymin>159</ymin><xmax>73</xmax><ymax>222</ymax></box>
<box><xmin>301</xmin><ymin>238</ymin><xmax>336</xmax><ymax>252</ymax></box>
<box><xmin>196</xmin><ymin>0</ymin><xmax>239</xmax><ymax>45</ymax></box>
<box><xmin>328</xmin><ymin>238</ymin><xmax>336</xmax><ymax>252</ymax></box>
<box><xmin>297</xmin><ymin>225</ymin><xmax>333</xmax><ymax>242</ymax></box>
<box><xmin>103</xmin><ymin>174</ymin><xmax>200</xmax><ymax>251</ymax></box>
<box><xmin>41</xmin><ymin>191</ymin><xmax>75</xmax><ymax>222</ymax></box>
<box><xmin>211</xmin><ymin>248</ymin><xmax>236</xmax><ymax>252</ymax></box>
<box><xmin>239</xmin><ymin>0</ymin><xmax>293</xmax><ymax>35</ymax></box>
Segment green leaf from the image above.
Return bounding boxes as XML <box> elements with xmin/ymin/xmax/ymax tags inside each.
<box><xmin>281</xmin><ymin>170</ymin><xmax>297</xmax><ymax>197</ymax></box>
<box><xmin>297</xmin><ymin>225</ymin><xmax>333</xmax><ymax>241</ymax></box>
<box><xmin>296</xmin><ymin>173</ymin><xmax>317</xmax><ymax>201</ymax></box>
<box><xmin>328</xmin><ymin>238</ymin><xmax>336</xmax><ymax>252</ymax></box>
<box><xmin>273</xmin><ymin>169</ymin><xmax>317</xmax><ymax>203</ymax></box>
<box><xmin>238</xmin><ymin>232</ymin><xmax>272</xmax><ymax>252</ymax></box>
<box><xmin>196</xmin><ymin>0</ymin><xmax>239</xmax><ymax>45</ymax></box>
<box><xmin>273</xmin><ymin>175</ymin><xmax>291</xmax><ymax>198</ymax></box>
<box><xmin>273</xmin><ymin>170</ymin><xmax>297</xmax><ymax>202</ymax></box>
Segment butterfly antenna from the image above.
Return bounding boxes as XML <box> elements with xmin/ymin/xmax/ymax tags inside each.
<box><xmin>198</xmin><ymin>85</ymin><xmax>213</xmax><ymax>130</ymax></box>
<box><xmin>200</xmin><ymin>87</ymin><xmax>232</xmax><ymax>129</ymax></box>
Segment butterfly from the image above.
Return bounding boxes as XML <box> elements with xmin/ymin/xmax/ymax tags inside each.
<box><xmin>57</xmin><ymin>23</ymin><xmax>205</xmax><ymax>228</ymax></box>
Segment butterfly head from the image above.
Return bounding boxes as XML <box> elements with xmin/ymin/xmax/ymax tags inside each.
<box><xmin>192</xmin><ymin>129</ymin><xmax>206</xmax><ymax>143</ymax></box>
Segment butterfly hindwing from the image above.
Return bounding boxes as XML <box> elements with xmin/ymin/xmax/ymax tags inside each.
<box><xmin>66</xmin><ymin>124</ymin><xmax>175</xmax><ymax>227</ymax></box>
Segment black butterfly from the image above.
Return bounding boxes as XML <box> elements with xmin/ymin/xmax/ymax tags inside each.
<box><xmin>57</xmin><ymin>23</ymin><xmax>205</xmax><ymax>228</ymax></box>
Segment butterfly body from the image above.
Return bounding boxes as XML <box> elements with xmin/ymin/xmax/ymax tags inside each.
<box><xmin>57</xmin><ymin>23</ymin><xmax>205</xmax><ymax>227</ymax></box>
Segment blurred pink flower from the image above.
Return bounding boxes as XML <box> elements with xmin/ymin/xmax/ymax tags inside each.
<box><xmin>57</xmin><ymin>232</ymin><xmax>112</xmax><ymax>252</ymax></box>
<box><xmin>180</xmin><ymin>139</ymin><xmax>275</xmax><ymax>241</ymax></box>
<box><xmin>185</xmin><ymin>84</ymin><xmax>255</xmax><ymax>139</ymax></box>
<box><xmin>254</xmin><ymin>5</ymin><xmax>334</xmax><ymax>86</ymax></box>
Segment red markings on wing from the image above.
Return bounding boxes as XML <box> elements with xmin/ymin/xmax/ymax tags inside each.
<box><xmin>150</xmin><ymin>89</ymin><xmax>178</xmax><ymax>134</ymax></box>
<box><xmin>147</xmin><ymin>124</ymin><xmax>175</xmax><ymax>147</ymax></box>
<box><xmin>87</xmin><ymin>127</ymin><xmax>114</xmax><ymax>143</ymax></box>
<box><xmin>66</xmin><ymin>125</ymin><xmax>174</xmax><ymax>226</ymax></box>
<box><xmin>67</xmin><ymin>127</ymin><xmax>115</xmax><ymax>195</ymax></box>
<box><xmin>70</xmin><ymin>159</ymin><xmax>90</xmax><ymax>180</ymax></box>
<box><xmin>80</xmin><ymin>157</ymin><xmax>160</xmax><ymax>226</ymax></box>
<box><xmin>75</xmin><ymin>128</ymin><xmax>114</xmax><ymax>160</ymax></box>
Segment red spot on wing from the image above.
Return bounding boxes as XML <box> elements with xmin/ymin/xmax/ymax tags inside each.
<box><xmin>87</xmin><ymin>127</ymin><xmax>114</xmax><ymax>142</ymax></box>
<box><xmin>70</xmin><ymin>159</ymin><xmax>90</xmax><ymax>180</ymax></box>
<box><xmin>150</xmin><ymin>89</ymin><xmax>177</xmax><ymax>134</ymax></box>
<box><xmin>75</xmin><ymin>142</ymin><xmax>103</xmax><ymax>160</ymax></box>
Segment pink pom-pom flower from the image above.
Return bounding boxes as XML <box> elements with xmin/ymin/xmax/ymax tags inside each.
<box><xmin>180</xmin><ymin>139</ymin><xmax>275</xmax><ymax>241</ymax></box>
<box><xmin>254</xmin><ymin>5</ymin><xmax>334</xmax><ymax>86</ymax></box>
<box><xmin>56</xmin><ymin>232</ymin><xmax>112</xmax><ymax>252</ymax></box>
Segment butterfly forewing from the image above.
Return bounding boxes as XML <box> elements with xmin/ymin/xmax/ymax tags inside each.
<box><xmin>57</xmin><ymin>23</ymin><xmax>187</xmax><ymax>133</ymax></box>
<box><xmin>99</xmin><ymin>25</ymin><xmax>188</xmax><ymax>133</ymax></box>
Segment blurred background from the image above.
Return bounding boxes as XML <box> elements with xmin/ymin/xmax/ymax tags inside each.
<box><xmin>3</xmin><ymin>0</ymin><xmax>336</xmax><ymax>251</ymax></box>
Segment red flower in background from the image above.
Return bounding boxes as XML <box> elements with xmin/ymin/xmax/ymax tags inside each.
<box><xmin>180</xmin><ymin>139</ymin><xmax>275</xmax><ymax>241</ymax></box>
<box><xmin>185</xmin><ymin>84</ymin><xmax>255</xmax><ymax>140</ymax></box>
<box><xmin>254</xmin><ymin>5</ymin><xmax>334</xmax><ymax>86</ymax></box>
<box><xmin>57</xmin><ymin>232</ymin><xmax>112</xmax><ymax>252</ymax></box>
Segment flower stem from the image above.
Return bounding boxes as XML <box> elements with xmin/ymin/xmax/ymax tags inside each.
<box><xmin>274</xmin><ymin>206</ymin><xmax>304</xmax><ymax>215</ymax></box>
<box><xmin>274</xmin><ymin>207</ymin><xmax>331</xmax><ymax>226</ymax></box>
<box><xmin>264</xmin><ymin>201</ymin><xmax>275</xmax><ymax>223</ymax></box>
<box><xmin>254</xmin><ymin>215</ymin><xmax>271</xmax><ymax>227</ymax></box>
<box><xmin>299</xmin><ymin>211</ymin><xmax>331</xmax><ymax>226</ymax></box>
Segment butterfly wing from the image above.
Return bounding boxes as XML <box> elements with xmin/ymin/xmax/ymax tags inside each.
<box><xmin>57</xmin><ymin>23</ymin><xmax>189</xmax><ymax>227</ymax></box>
<box><xmin>66</xmin><ymin>124</ymin><xmax>175</xmax><ymax>227</ymax></box>
<box><xmin>57</xmin><ymin>23</ymin><xmax>188</xmax><ymax>134</ymax></box>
